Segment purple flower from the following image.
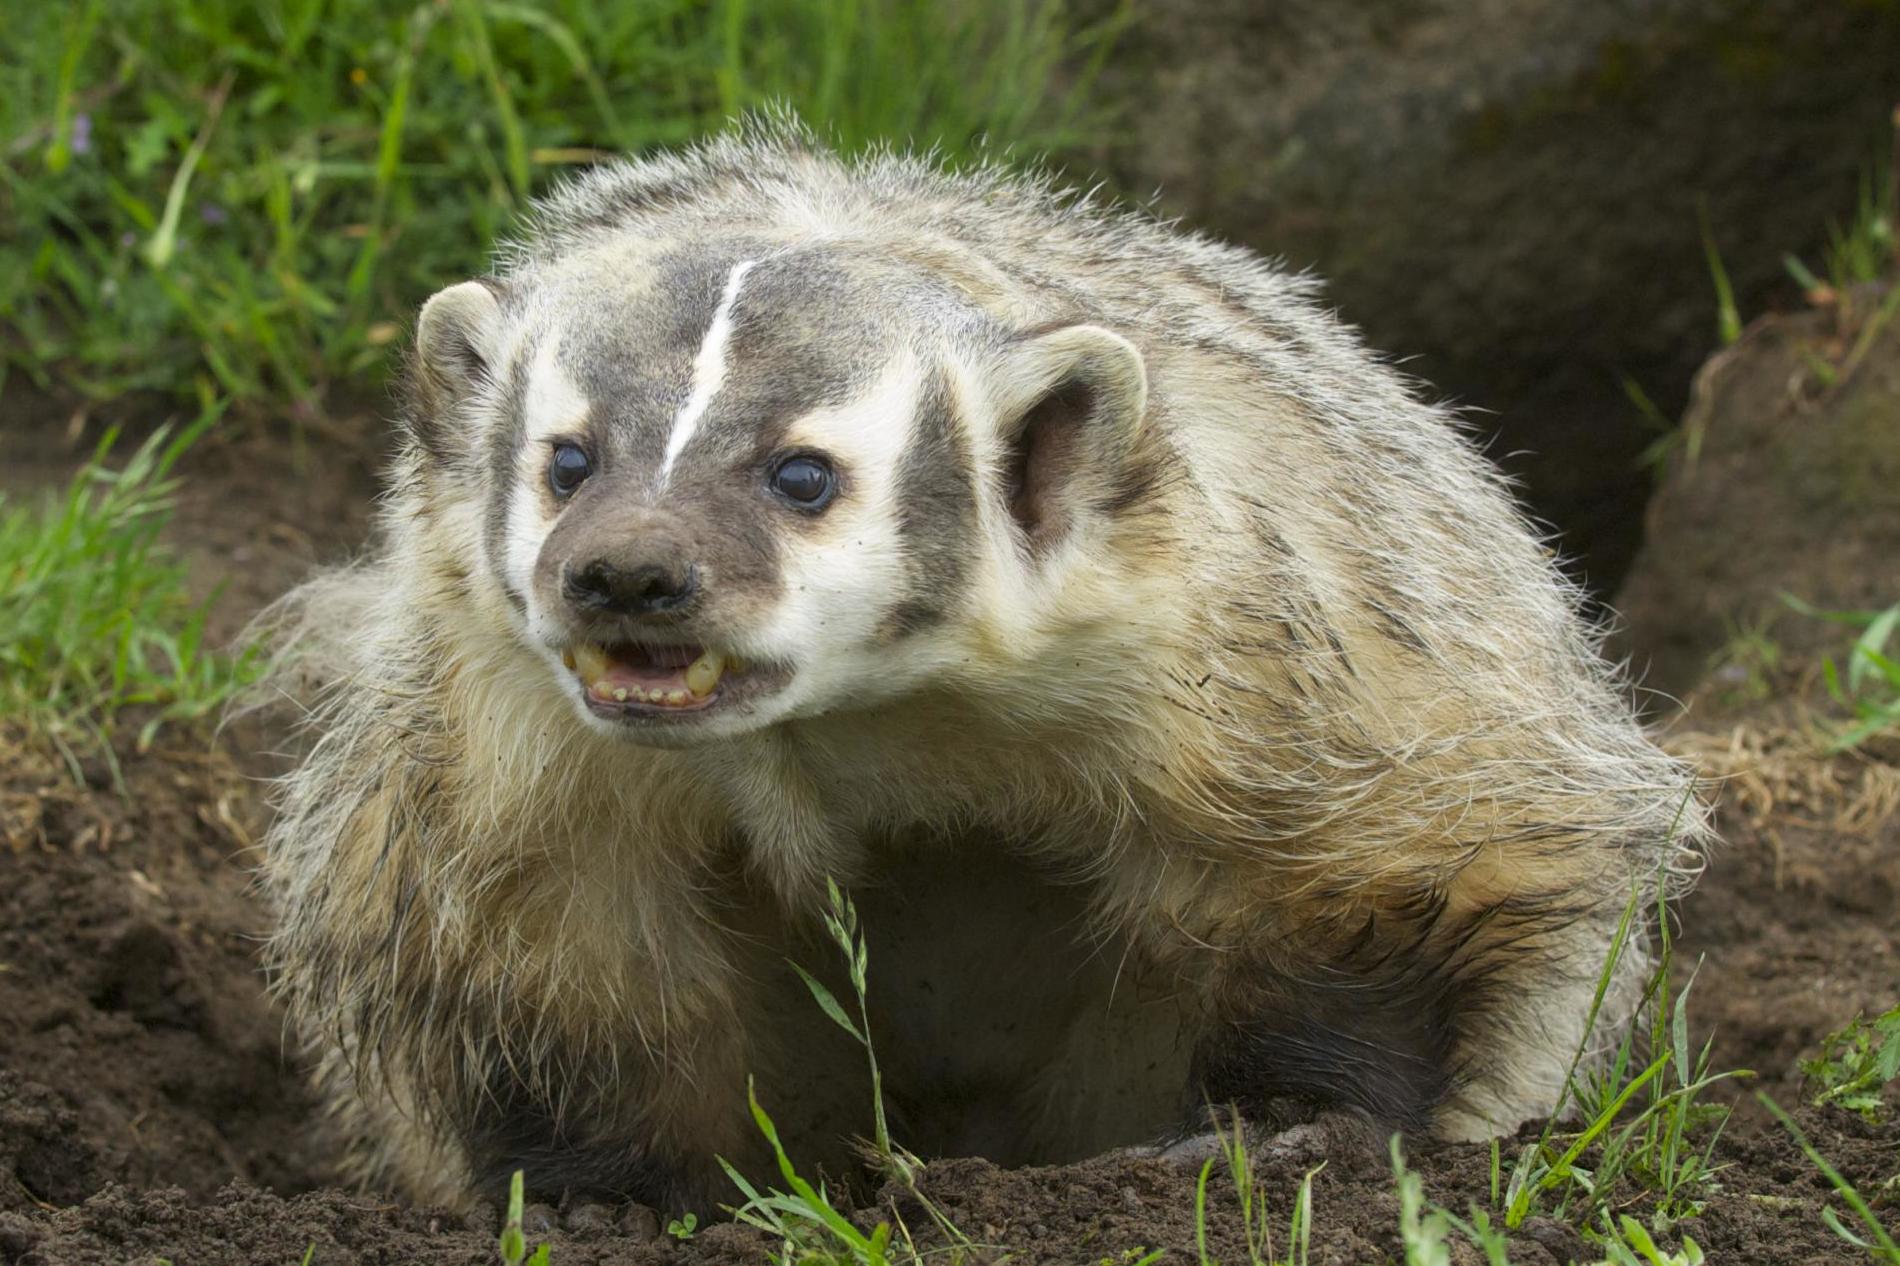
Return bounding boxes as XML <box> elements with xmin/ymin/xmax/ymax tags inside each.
<box><xmin>199</xmin><ymin>203</ymin><xmax>229</xmax><ymax>226</ymax></box>
<box><xmin>70</xmin><ymin>112</ymin><xmax>92</xmax><ymax>156</ymax></box>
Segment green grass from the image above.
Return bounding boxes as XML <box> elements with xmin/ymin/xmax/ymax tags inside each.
<box><xmin>1191</xmin><ymin>1119</ymin><xmax>1320</xmax><ymax>1266</ymax></box>
<box><xmin>1784</xmin><ymin>158</ymin><xmax>1899</xmax><ymax>306</ymax></box>
<box><xmin>1782</xmin><ymin>595</ymin><xmax>1900</xmax><ymax>751</ymax></box>
<box><xmin>0</xmin><ymin>394</ymin><xmax>259</xmax><ymax>781</ymax></box>
<box><xmin>1</xmin><ymin>0</ymin><xmax>1122</xmax><ymax>420</ymax></box>
<box><xmin>1484</xmin><ymin>872</ymin><xmax>1744</xmax><ymax>1256</ymax></box>
<box><xmin>1802</xmin><ymin>1005</ymin><xmax>1900</xmax><ymax>1123</ymax></box>
<box><xmin>497</xmin><ymin>1169</ymin><xmax>551</xmax><ymax>1266</ymax></box>
<box><xmin>1392</xmin><ymin>884</ymin><xmax>1739</xmax><ymax>1264</ymax></box>
<box><xmin>720</xmin><ymin>878</ymin><xmax>983</xmax><ymax>1266</ymax></box>
<box><xmin>1760</xmin><ymin>1094</ymin><xmax>1900</xmax><ymax>1265</ymax></box>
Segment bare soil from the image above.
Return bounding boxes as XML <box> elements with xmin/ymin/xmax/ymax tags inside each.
<box><xmin>1</xmin><ymin>391</ymin><xmax>1896</xmax><ymax>1264</ymax></box>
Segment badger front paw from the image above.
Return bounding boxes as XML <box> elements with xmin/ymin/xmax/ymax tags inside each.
<box><xmin>1140</xmin><ymin>1104</ymin><xmax>1384</xmax><ymax>1169</ymax></box>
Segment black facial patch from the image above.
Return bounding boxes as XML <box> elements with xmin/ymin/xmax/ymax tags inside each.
<box><xmin>881</xmin><ymin>367</ymin><xmax>979</xmax><ymax>638</ymax></box>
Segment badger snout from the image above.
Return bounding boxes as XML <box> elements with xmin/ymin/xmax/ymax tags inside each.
<box><xmin>538</xmin><ymin>502</ymin><xmax>708</xmax><ymax>631</ymax></box>
<box><xmin>531</xmin><ymin>503</ymin><xmax>787</xmax><ymax>727</ymax></box>
<box><xmin>561</xmin><ymin>556</ymin><xmax>700</xmax><ymax>619</ymax></box>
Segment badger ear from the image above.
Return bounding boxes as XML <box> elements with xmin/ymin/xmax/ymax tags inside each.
<box><xmin>410</xmin><ymin>279</ymin><xmax>506</xmax><ymax>455</ymax></box>
<box><xmin>990</xmin><ymin>323</ymin><xmax>1149</xmax><ymax>554</ymax></box>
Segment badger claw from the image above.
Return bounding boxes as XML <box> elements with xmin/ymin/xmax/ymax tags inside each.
<box><xmin>1123</xmin><ymin>1108</ymin><xmax>1382</xmax><ymax>1170</ymax></box>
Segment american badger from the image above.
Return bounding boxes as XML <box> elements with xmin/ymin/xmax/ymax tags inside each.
<box><xmin>263</xmin><ymin>118</ymin><xmax>1705</xmax><ymax>1212</ymax></box>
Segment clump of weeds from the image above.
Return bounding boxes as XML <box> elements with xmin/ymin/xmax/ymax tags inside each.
<box><xmin>0</xmin><ymin>391</ymin><xmax>260</xmax><ymax>783</ymax></box>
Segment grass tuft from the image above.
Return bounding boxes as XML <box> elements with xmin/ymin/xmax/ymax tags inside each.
<box><xmin>1191</xmin><ymin>1117</ymin><xmax>1320</xmax><ymax>1266</ymax></box>
<box><xmin>1494</xmin><ymin>874</ymin><xmax>1744</xmax><ymax>1255</ymax></box>
<box><xmin>1760</xmin><ymin>1094</ymin><xmax>1900</xmax><ymax>1265</ymax></box>
<box><xmin>1802</xmin><ymin>1004</ymin><xmax>1900</xmax><ymax>1124</ymax></box>
<box><xmin>1784</xmin><ymin>147</ymin><xmax>1898</xmax><ymax>308</ymax></box>
<box><xmin>722</xmin><ymin>877</ymin><xmax>983</xmax><ymax>1265</ymax></box>
<box><xmin>0</xmin><ymin>390</ymin><xmax>259</xmax><ymax>782</ymax></box>
<box><xmin>1781</xmin><ymin>595</ymin><xmax>1900</xmax><ymax>751</ymax></box>
<box><xmin>722</xmin><ymin>1079</ymin><xmax>903</xmax><ymax>1266</ymax></box>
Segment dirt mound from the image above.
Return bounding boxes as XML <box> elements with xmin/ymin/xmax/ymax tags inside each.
<box><xmin>1670</xmin><ymin>715</ymin><xmax>1900</xmax><ymax>1105</ymax></box>
<box><xmin>3</xmin><ymin>395</ymin><xmax>1897</xmax><ymax>1263</ymax></box>
<box><xmin>0</xmin><ymin>735</ymin><xmax>322</xmax><ymax>1217</ymax></box>
<box><xmin>1615</xmin><ymin>289</ymin><xmax>1900</xmax><ymax>702</ymax></box>
<box><xmin>0</xmin><ymin>709</ymin><xmax>1894</xmax><ymax>1263</ymax></box>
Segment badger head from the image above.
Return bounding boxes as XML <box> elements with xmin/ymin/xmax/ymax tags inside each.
<box><xmin>409</xmin><ymin>242</ymin><xmax>1150</xmax><ymax>747</ymax></box>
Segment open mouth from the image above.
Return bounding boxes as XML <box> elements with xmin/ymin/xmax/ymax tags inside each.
<box><xmin>562</xmin><ymin>641</ymin><xmax>774</xmax><ymax>720</ymax></box>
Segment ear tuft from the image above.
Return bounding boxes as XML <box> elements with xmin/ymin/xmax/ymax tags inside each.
<box><xmin>415</xmin><ymin>280</ymin><xmax>505</xmax><ymax>402</ymax></box>
<box><xmin>991</xmin><ymin>324</ymin><xmax>1148</xmax><ymax>554</ymax></box>
<box><xmin>409</xmin><ymin>279</ymin><xmax>507</xmax><ymax>463</ymax></box>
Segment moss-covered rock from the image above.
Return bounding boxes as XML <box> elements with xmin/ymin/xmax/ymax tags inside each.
<box><xmin>1614</xmin><ymin>288</ymin><xmax>1900</xmax><ymax>699</ymax></box>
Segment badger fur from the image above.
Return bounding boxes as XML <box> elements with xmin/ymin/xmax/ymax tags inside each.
<box><xmin>261</xmin><ymin>116</ymin><xmax>1707</xmax><ymax>1212</ymax></box>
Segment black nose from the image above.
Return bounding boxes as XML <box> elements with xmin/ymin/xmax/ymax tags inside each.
<box><xmin>562</xmin><ymin>559</ymin><xmax>699</xmax><ymax>616</ymax></box>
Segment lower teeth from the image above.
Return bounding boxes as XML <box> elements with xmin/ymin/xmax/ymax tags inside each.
<box><xmin>568</xmin><ymin>643</ymin><xmax>739</xmax><ymax>708</ymax></box>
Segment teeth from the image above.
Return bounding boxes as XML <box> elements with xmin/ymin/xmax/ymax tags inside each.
<box><xmin>572</xmin><ymin>642</ymin><xmax>609</xmax><ymax>682</ymax></box>
<box><xmin>568</xmin><ymin>642</ymin><xmax>740</xmax><ymax>709</ymax></box>
<box><xmin>685</xmin><ymin>650</ymin><xmax>726</xmax><ymax>699</ymax></box>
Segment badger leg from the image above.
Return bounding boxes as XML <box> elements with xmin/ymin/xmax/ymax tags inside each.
<box><xmin>1172</xmin><ymin>889</ymin><xmax>1645</xmax><ymax>1154</ymax></box>
<box><xmin>1183</xmin><ymin>935</ymin><xmax>1463</xmax><ymax>1150</ymax></box>
<box><xmin>313</xmin><ymin>1033</ymin><xmax>740</xmax><ymax>1214</ymax></box>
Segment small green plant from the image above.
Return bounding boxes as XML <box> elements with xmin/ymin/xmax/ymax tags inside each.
<box><xmin>1626</xmin><ymin>373</ymin><xmax>1705</xmax><ymax>480</ymax></box>
<box><xmin>1190</xmin><ymin>1115</ymin><xmax>1320</xmax><ymax>1266</ymax></box>
<box><xmin>1782</xmin><ymin>596</ymin><xmax>1900</xmax><ymax>751</ymax></box>
<box><xmin>666</xmin><ymin>1210</ymin><xmax>699</xmax><ymax>1240</ymax></box>
<box><xmin>1697</xmin><ymin>198</ymin><xmax>1743</xmax><ymax>347</ymax></box>
<box><xmin>1761</xmin><ymin>1094</ymin><xmax>1900</xmax><ymax>1265</ymax></box>
<box><xmin>1802</xmin><ymin>1005</ymin><xmax>1900</xmax><ymax>1123</ymax></box>
<box><xmin>1391</xmin><ymin>1137</ymin><xmax>1454</xmax><ymax>1266</ymax></box>
<box><xmin>1101</xmin><ymin>1249</ymin><xmax>1166</xmax><ymax>1266</ymax></box>
<box><xmin>0</xmin><ymin>395</ymin><xmax>261</xmax><ymax>782</ymax></box>
<box><xmin>1499</xmin><ymin>861</ymin><xmax>1745</xmax><ymax>1252</ymax></box>
<box><xmin>1784</xmin><ymin>159</ymin><xmax>1898</xmax><ymax>304</ymax></box>
<box><xmin>497</xmin><ymin>1169</ymin><xmax>551</xmax><ymax>1266</ymax></box>
<box><xmin>1595</xmin><ymin>1215</ymin><xmax>1705</xmax><ymax>1266</ymax></box>
<box><xmin>721</xmin><ymin>1078</ymin><xmax>899</xmax><ymax>1266</ymax></box>
<box><xmin>721</xmin><ymin>878</ymin><xmax>982</xmax><ymax>1266</ymax></box>
<box><xmin>790</xmin><ymin>878</ymin><xmax>906</xmax><ymax>1178</ymax></box>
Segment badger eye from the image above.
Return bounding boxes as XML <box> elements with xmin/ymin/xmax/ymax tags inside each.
<box><xmin>770</xmin><ymin>454</ymin><xmax>837</xmax><ymax>509</ymax></box>
<box><xmin>547</xmin><ymin>443</ymin><xmax>591</xmax><ymax>497</ymax></box>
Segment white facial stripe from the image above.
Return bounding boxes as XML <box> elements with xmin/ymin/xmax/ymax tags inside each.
<box><xmin>658</xmin><ymin>259</ymin><xmax>757</xmax><ymax>487</ymax></box>
<box><xmin>507</xmin><ymin>335</ymin><xmax>588</xmax><ymax>616</ymax></box>
<box><xmin>523</xmin><ymin>334</ymin><xmax>589</xmax><ymax>443</ymax></box>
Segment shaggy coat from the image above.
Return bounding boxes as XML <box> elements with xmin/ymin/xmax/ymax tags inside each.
<box><xmin>261</xmin><ymin>117</ymin><xmax>1706</xmax><ymax>1211</ymax></box>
